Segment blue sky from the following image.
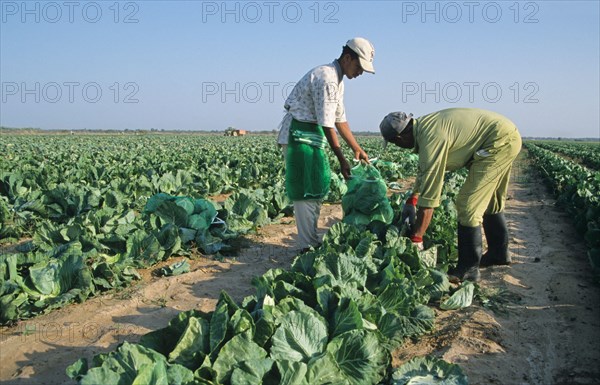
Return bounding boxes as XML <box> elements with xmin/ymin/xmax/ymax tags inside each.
<box><xmin>1</xmin><ymin>0</ymin><xmax>599</xmax><ymax>138</ymax></box>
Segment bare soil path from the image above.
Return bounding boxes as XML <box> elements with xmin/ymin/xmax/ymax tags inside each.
<box><xmin>1</xmin><ymin>154</ymin><xmax>599</xmax><ymax>385</ymax></box>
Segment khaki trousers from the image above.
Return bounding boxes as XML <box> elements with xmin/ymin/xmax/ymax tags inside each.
<box><xmin>456</xmin><ymin>129</ymin><xmax>522</xmax><ymax>227</ymax></box>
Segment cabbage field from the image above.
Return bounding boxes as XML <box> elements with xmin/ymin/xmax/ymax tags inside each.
<box><xmin>1</xmin><ymin>134</ymin><xmax>599</xmax><ymax>384</ymax></box>
<box><xmin>524</xmin><ymin>142</ymin><xmax>600</xmax><ymax>280</ymax></box>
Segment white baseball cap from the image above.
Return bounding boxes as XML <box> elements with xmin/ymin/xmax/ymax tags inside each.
<box><xmin>346</xmin><ymin>37</ymin><xmax>375</xmax><ymax>74</ymax></box>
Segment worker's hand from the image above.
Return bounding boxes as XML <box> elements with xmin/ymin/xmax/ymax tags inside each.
<box><xmin>340</xmin><ymin>158</ymin><xmax>351</xmax><ymax>180</ymax></box>
<box><xmin>410</xmin><ymin>235</ymin><xmax>424</xmax><ymax>251</ymax></box>
<box><xmin>331</xmin><ymin>146</ymin><xmax>352</xmax><ymax>180</ymax></box>
<box><xmin>354</xmin><ymin>148</ymin><xmax>369</xmax><ymax>164</ymax></box>
<box><xmin>402</xmin><ymin>195</ymin><xmax>418</xmax><ymax>231</ymax></box>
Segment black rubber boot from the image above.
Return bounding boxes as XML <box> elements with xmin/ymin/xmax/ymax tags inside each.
<box><xmin>480</xmin><ymin>212</ymin><xmax>511</xmax><ymax>268</ymax></box>
<box><xmin>448</xmin><ymin>225</ymin><xmax>482</xmax><ymax>283</ymax></box>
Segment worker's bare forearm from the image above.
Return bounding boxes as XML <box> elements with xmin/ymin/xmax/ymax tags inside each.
<box><xmin>334</xmin><ymin>121</ymin><xmax>361</xmax><ymax>153</ymax></box>
<box><xmin>323</xmin><ymin>126</ymin><xmax>343</xmax><ymax>156</ymax></box>
<box><xmin>413</xmin><ymin>207</ymin><xmax>434</xmax><ymax>238</ymax></box>
<box><xmin>324</xmin><ymin>125</ymin><xmax>351</xmax><ymax>179</ymax></box>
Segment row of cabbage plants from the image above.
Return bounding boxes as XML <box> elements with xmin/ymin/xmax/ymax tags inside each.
<box><xmin>66</xmin><ymin>167</ymin><xmax>470</xmax><ymax>384</ymax></box>
<box><xmin>0</xmin><ymin>134</ymin><xmax>416</xmax><ymax>324</ymax></box>
<box><xmin>526</xmin><ymin>142</ymin><xmax>600</xmax><ymax>280</ymax></box>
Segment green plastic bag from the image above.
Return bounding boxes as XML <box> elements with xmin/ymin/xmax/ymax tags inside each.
<box><xmin>342</xmin><ymin>164</ymin><xmax>393</xmax><ymax>226</ymax></box>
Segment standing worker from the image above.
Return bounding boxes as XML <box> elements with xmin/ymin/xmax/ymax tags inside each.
<box><xmin>277</xmin><ymin>37</ymin><xmax>375</xmax><ymax>253</ymax></box>
<box><xmin>379</xmin><ymin>108</ymin><xmax>522</xmax><ymax>282</ymax></box>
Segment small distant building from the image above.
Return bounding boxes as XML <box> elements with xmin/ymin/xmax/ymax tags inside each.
<box><xmin>224</xmin><ymin>127</ymin><xmax>247</xmax><ymax>136</ymax></box>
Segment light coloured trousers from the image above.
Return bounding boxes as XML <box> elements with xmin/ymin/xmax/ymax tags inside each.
<box><xmin>293</xmin><ymin>199</ymin><xmax>322</xmax><ymax>249</ymax></box>
<box><xmin>456</xmin><ymin>129</ymin><xmax>522</xmax><ymax>227</ymax></box>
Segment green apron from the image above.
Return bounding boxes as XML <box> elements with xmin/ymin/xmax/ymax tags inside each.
<box><xmin>286</xmin><ymin>119</ymin><xmax>331</xmax><ymax>200</ymax></box>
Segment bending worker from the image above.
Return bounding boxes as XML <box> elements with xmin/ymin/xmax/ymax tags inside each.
<box><xmin>379</xmin><ymin>108</ymin><xmax>522</xmax><ymax>282</ymax></box>
<box><xmin>277</xmin><ymin>37</ymin><xmax>374</xmax><ymax>253</ymax></box>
